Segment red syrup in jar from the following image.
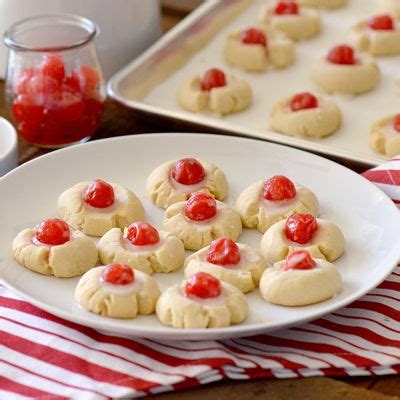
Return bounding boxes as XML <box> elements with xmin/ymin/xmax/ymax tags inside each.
<box><xmin>12</xmin><ymin>55</ymin><xmax>104</xmax><ymax>147</ymax></box>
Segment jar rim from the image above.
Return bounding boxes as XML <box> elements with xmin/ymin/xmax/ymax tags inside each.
<box><xmin>3</xmin><ymin>13</ymin><xmax>99</xmax><ymax>52</ymax></box>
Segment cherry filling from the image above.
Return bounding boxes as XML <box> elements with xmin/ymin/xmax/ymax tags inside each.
<box><xmin>241</xmin><ymin>28</ymin><xmax>267</xmax><ymax>47</ymax></box>
<box><xmin>263</xmin><ymin>175</ymin><xmax>297</xmax><ymax>201</ymax></box>
<box><xmin>102</xmin><ymin>263</ymin><xmax>134</xmax><ymax>285</ymax></box>
<box><xmin>274</xmin><ymin>0</ymin><xmax>299</xmax><ymax>15</ymax></box>
<box><xmin>285</xmin><ymin>213</ymin><xmax>318</xmax><ymax>245</ymax></box>
<box><xmin>368</xmin><ymin>14</ymin><xmax>394</xmax><ymax>31</ymax></box>
<box><xmin>83</xmin><ymin>179</ymin><xmax>115</xmax><ymax>209</ymax></box>
<box><xmin>184</xmin><ymin>192</ymin><xmax>217</xmax><ymax>222</ymax></box>
<box><xmin>284</xmin><ymin>250</ymin><xmax>317</xmax><ymax>271</ymax></box>
<box><xmin>290</xmin><ymin>92</ymin><xmax>318</xmax><ymax>112</ymax></box>
<box><xmin>394</xmin><ymin>114</ymin><xmax>400</xmax><ymax>132</ymax></box>
<box><xmin>185</xmin><ymin>272</ymin><xmax>222</xmax><ymax>299</ymax></box>
<box><xmin>171</xmin><ymin>158</ymin><xmax>206</xmax><ymax>185</ymax></box>
<box><xmin>207</xmin><ymin>237</ymin><xmax>241</xmax><ymax>266</ymax></box>
<box><xmin>201</xmin><ymin>68</ymin><xmax>227</xmax><ymax>91</ymax></box>
<box><xmin>327</xmin><ymin>45</ymin><xmax>356</xmax><ymax>65</ymax></box>
<box><xmin>127</xmin><ymin>221</ymin><xmax>160</xmax><ymax>246</ymax></box>
<box><xmin>35</xmin><ymin>218</ymin><xmax>70</xmax><ymax>246</ymax></box>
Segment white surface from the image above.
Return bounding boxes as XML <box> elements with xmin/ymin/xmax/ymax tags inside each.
<box><xmin>0</xmin><ymin>0</ymin><xmax>161</xmax><ymax>78</ymax></box>
<box><xmin>0</xmin><ymin>117</ymin><xmax>18</xmax><ymax>176</ymax></box>
<box><xmin>140</xmin><ymin>0</ymin><xmax>398</xmax><ymax>165</ymax></box>
<box><xmin>0</xmin><ymin>133</ymin><xmax>399</xmax><ymax>340</ymax></box>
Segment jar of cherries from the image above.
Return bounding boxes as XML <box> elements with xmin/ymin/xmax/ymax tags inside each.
<box><xmin>4</xmin><ymin>14</ymin><xmax>106</xmax><ymax>148</ymax></box>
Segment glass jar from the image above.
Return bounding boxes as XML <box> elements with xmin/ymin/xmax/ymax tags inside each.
<box><xmin>4</xmin><ymin>14</ymin><xmax>106</xmax><ymax>148</ymax></box>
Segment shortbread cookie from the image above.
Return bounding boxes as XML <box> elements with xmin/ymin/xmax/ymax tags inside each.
<box><xmin>259</xmin><ymin>250</ymin><xmax>342</xmax><ymax>306</ymax></box>
<box><xmin>146</xmin><ymin>157</ymin><xmax>229</xmax><ymax>209</ymax></box>
<box><xmin>156</xmin><ymin>272</ymin><xmax>248</xmax><ymax>328</ymax></box>
<box><xmin>12</xmin><ymin>218</ymin><xmax>98</xmax><ymax>277</ymax></box>
<box><xmin>178</xmin><ymin>68</ymin><xmax>252</xmax><ymax>115</ymax></box>
<box><xmin>380</xmin><ymin>0</ymin><xmax>400</xmax><ymax>19</ymax></box>
<box><xmin>349</xmin><ymin>14</ymin><xmax>400</xmax><ymax>57</ymax></box>
<box><xmin>163</xmin><ymin>192</ymin><xmax>242</xmax><ymax>251</ymax></box>
<box><xmin>270</xmin><ymin>92</ymin><xmax>341</xmax><ymax>138</ymax></box>
<box><xmin>184</xmin><ymin>237</ymin><xmax>266</xmax><ymax>293</ymax></box>
<box><xmin>298</xmin><ymin>0</ymin><xmax>347</xmax><ymax>8</ymax></box>
<box><xmin>235</xmin><ymin>175</ymin><xmax>319</xmax><ymax>234</ymax></box>
<box><xmin>98</xmin><ymin>221</ymin><xmax>185</xmax><ymax>275</ymax></box>
<box><xmin>311</xmin><ymin>45</ymin><xmax>380</xmax><ymax>94</ymax></box>
<box><xmin>224</xmin><ymin>26</ymin><xmax>295</xmax><ymax>72</ymax></box>
<box><xmin>370</xmin><ymin>113</ymin><xmax>400</xmax><ymax>157</ymax></box>
<box><xmin>260</xmin><ymin>213</ymin><xmax>345</xmax><ymax>264</ymax></box>
<box><xmin>260</xmin><ymin>1</ymin><xmax>321</xmax><ymax>41</ymax></box>
<box><xmin>75</xmin><ymin>263</ymin><xmax>160</xmax><ymax>319</ymax></box>
<box><xmin>58</xmin><ymin>179</ymin><xmax>145</xmax><ymax>237</ymax></box>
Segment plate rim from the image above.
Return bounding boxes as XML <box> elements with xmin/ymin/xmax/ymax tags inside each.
<box><xmin>1</xmin><ymin>132</ymin><xmax>399</xmax><ymax>340</ymax></box>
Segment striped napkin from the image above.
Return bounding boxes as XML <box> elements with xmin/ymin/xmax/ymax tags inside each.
<box><xmin>1</xmin><ymin>159</ymin><xmax>399</xmax><ymax>400</ymax></box>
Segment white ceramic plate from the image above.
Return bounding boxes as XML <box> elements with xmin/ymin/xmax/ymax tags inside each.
<box><xmin>1</xmin><ymin>133</ymin><xmax>399</xmax><ymax>340</ymax></box>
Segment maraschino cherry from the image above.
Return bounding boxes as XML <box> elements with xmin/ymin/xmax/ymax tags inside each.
<box><xmin>184</xmin><ymin>192</ymin><xmax>217</xmax><ymax>222</ymax></box>
<box><xmin>394</xmin><ymin>114</ymin><xmax>400</xmax><ymax>132</ymax></box>
<box><xmin>185</xmin><ymin>272</ymin><xmax>221</xmax><ymax>298</ymax></box>
<box><xmin>263</xmin><ymin>175</ymin><xmax>296</xmax><ymax>201</ymax></box>
<box><xmin>127</xmin><ymin>222</ymin><xmax>160</xmax><ymax>246</ymax></box>
<box><xmin>368</xmin><ymin>14</ymin><xmax>394</xmax><ymax>31</ymax></box>
<box><xmin>102</xmin><ymin>263</ymin><xmax>134</xmax><ymax>285</ymax></box>
<box><xmin>201</xmin><ymin>68</ymin><xmax>227</xmax><ymax>91</ymax></box>
<box><xmin>83</xmin><ymin>179</ymin><xmax>115</xmax><ymax>208</ymax></box>
<box><xmin>285</xmin><ymin>213</ymin><xmax>318</xmax><ymax>244</ymax></box>
<box><xmin>207</xmin><ymin>237</ymin><xmax>241</xmax><ymax>266</ymax></box>
<box><xmin>241</xmin><ymin>28</ymin><xmax>267</xmax><ymax>47</ymax></box>
<box><xmin>327</xmin><ymin>45</ymin><xmax>356</xmax><ymax>65</ymax></box>
<box><xmin>274</xmin><ymin>1</ymin><xmax>299</xmax><ymax>15</ymax></box>
<box><xmin>290</xmin><ymin>92</ymin><xmax>318</xmax><ymax>112</ymax></box>
<box><xmin>35</xmin><ymin>218</ymin><xmax>70</xmax><ymax>246</ymax></box>
<box><xmin>284</xmin><ymin>250</ymin><xmax>317</xmax><ymax>270</ymax></box>
<box><xmin>171</xmin><ymin>158</ymin><xmax>206</xmax><ymax>185</ymax></box>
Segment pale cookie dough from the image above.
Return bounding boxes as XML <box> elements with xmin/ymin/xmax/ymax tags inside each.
<box><xmin>184</xmin><ymin>243</ymin><xmax>266</xmax><ymax>293</ymax></box>
<box><xmin>75</xmin><ymin>266</ymin><xmax>160</xmax><ymax>319</ymax></box>
<box><xmin>156</xmin><ymin>280</ymin><xmax>248</xmax><ymax>328</ymax></box>
<box><xmin>235</xmin><ymin>180</ymin><xmax>319</xmax><ymax>234</ymax></box>
<box><xmin>370</xmin><ymin>114</ymin><xmax>400</xmax><ymax>158</ymax></box>
<box><xmin>348</xmin><ymin>20</ymin><xmax>400</xmax><ymax>56</ymax></box>
<box><xmin>260</xmin><ymin>6</ymin><xmax>321</xmax><ymax>41</ymax></box>
<box><xmin>57</xmin><ymin>181</ymin><xmax>145</xmax><ymax>237</ymax></box>
<box><xmin>178</xmin><ymin>73</ymin><xmax>252</xmax><ymax>115</ymax></box>
<box><xmin>380</xmin><ymin>0</ymin><xmax>400</xmax><ymax>19</ymax></box>
<box><xmin>163</xmin><ymin>200</ymin><xmax>243</xmax><ymax>251</ymax></box>
<box><xmin>146</xmin><ymin>159</ymin><xmax>228</xmax><ymax>209</ymax></box>
<box><xmin>12</xmin><ymin>229</ymin><xmax>98</xmax><ymax>278</ymax></box>
<box><xmin>224</xmin><ymin>27</ymin><xmax>295</xmax><ymax>72</ymax></box>
<box><xmin>98</xmin><ymin>228</ymin><xmax>185</xmax><ymax>275</ymax></box>
<box><xmin>298</xmin><ymin>0</ymin><xmax>347</xmax><ymax>8</ymax></box>
<box><xmin>311</xmin><ymin>54</ymin><xmax>380</xmax><ymax>94</ymax></box>
<box><xmin>259</xmin><ymin>258</ymin><xmax>342</xmax><ymax>306</ymax></box>
<box><xmin>260</xmin><ymin>218</ymin><xmax>345</xmax><ymax>264</ymax></box>
<box><xmin>270</xmin><ymin>95</ymin><xmax>341</xmax><ymax>138</ymax></box>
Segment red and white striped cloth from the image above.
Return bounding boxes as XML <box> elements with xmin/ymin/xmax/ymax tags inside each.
<box><xmin>1</xmin><ymin>159</ymin><xmax>400</xmax><ymax>400</ymax></box>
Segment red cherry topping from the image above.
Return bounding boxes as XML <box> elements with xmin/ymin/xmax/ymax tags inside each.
<box><xmin>40</xmin><ymin>54</ymin><xmax>66</xmax><ymax>82</ymax></box>
<box><xmin>184</xmin><ymin>192</ymin><xmax>217</xmax><ymax>222</ymax></box>
<box><xmin>83</xmin><ymin>179</ymin><xmax>115</xmax><ymax>208</ymax></box>
<box><xmin>241</xmin><ymin>28</ymin><xmax>267</xmax><ymax>47</ymax></box>
<box><xmin>368</xmin><ymin>14</ymin><xmax>394</xmax><ymax>31</ymax></box>
<box><xmin>127</xmin><ymin>222</ymin><xmax>160</xmax><ymax>246</ymax></box>
<box><xmin>102</xmin><ymin>263</ymin><xmax>134</xmax><ymax>285</ymax></box>
<box><xmin>285</xmin><ymin>213</ymin><xmax>318</xmax><ymax>245</ymax></box>
<box><xmin>274</xmin><ymin>1</ymin><xmax>299</xmax><ymax>15</ymax></box>
<box><xmin>327</xmin><ymin>45</ymin><xmax>356</xmax><ymax>65</ymax></box>
<box><xmin>263</xmin><ymin>175</ymin><xmax>296</xmax><ymax>201</ymax></box>
<box><xmin>207</xmin><ymin>237</ymin><xmax>241</xmax><ymax>266</ymax></box>
<box><xmin>201</xmin><ymin>68</ymin><xmax>227</xmax><ymax>91</ymax></box>
<box><xmin>290</xmin><ymin>92</ymin><xmax>318</xmax><ymax>112</ymax></box>
<box><xmin>284</xmin><ymin>250</ymin><xmax>317</xmax><ymax>270</ymax></box>
<box><xmin>393</xmin><ymin>114</ymin><xmax>400</xmax><ymax>132</ymax></box>
<box><xmin>185</xmin><ymin>272</ymin><xmax>221</xmax><ymax>299</ymax></box>
<box><xmin>36</xmin><ymin>218</ymin><xmax>70</xmax><ymax>246</ymax></box>
<box><xmin>171</xmin><ymin>158</ymin><xmax>206</xmax><ymax>185</ymax></box>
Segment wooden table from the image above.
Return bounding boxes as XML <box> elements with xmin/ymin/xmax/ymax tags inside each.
<box><xmin>4</xmin><ymin>2</ymin><xmax>399</xmax><ymax>399</ymax></box>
